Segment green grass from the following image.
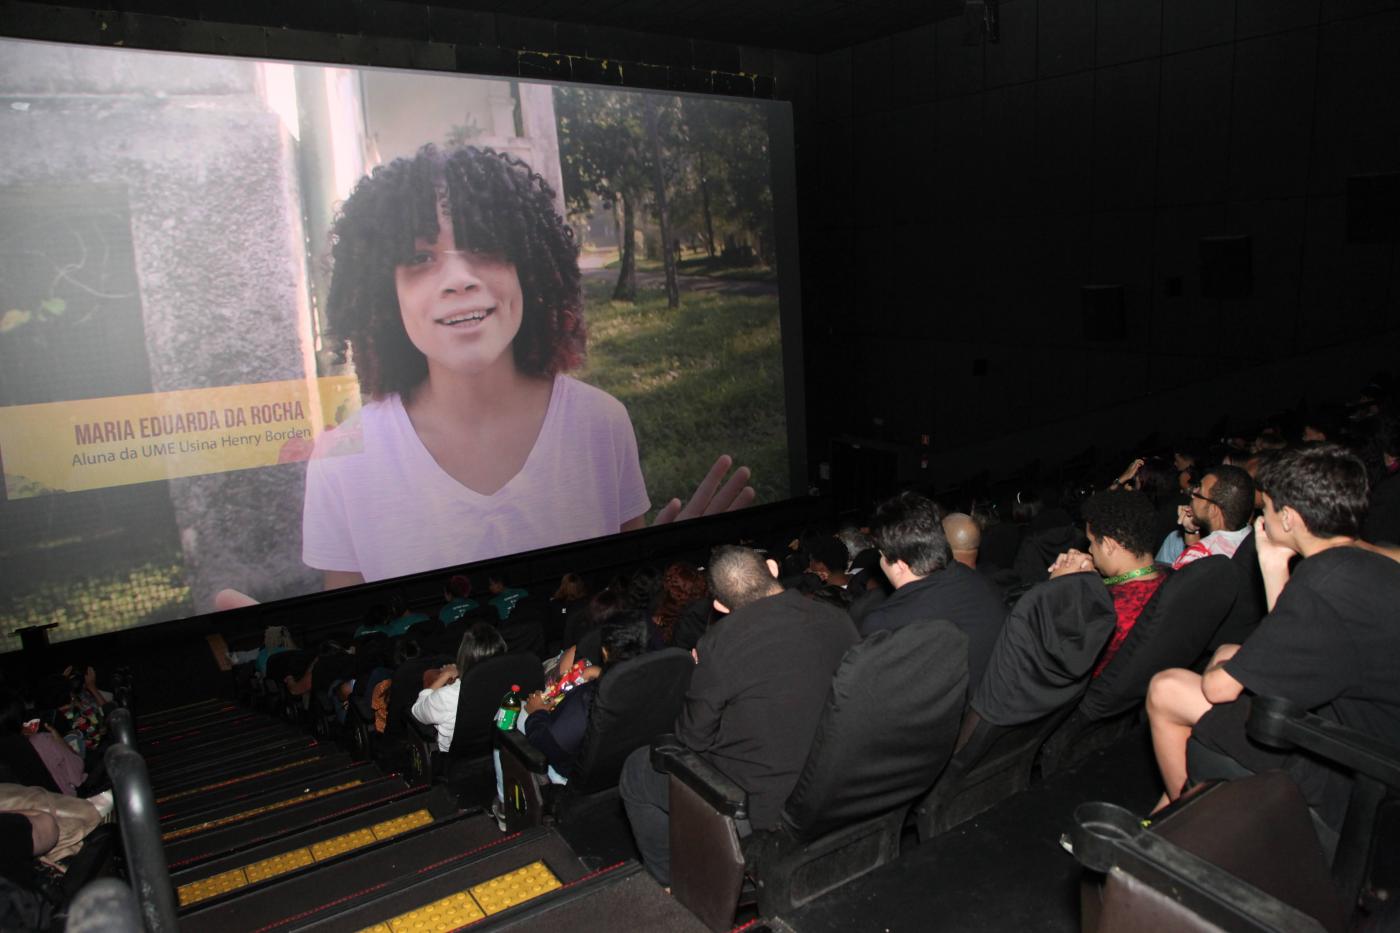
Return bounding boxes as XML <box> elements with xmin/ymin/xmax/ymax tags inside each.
<box><xmin>677</xmin><ymin>256</ymin><xmax>777</xmax><ymax>282</ymax></box>
<box><xmin>602</xmin><ymin>257</ymin><xmax>665</xmax><ymax>272</ymax></box>
<box><xmin>577</xmin><ymin>279</ymin><xmax>788</xmax><ymax>520</ymax></box>
<box><xmin>0</xmin><ymin>557</ymin><xmax>192</xmax><ymax>653</ymax></box>
<box><xmin>599</xmin><ymin>255</ymin><xmax>776</xmax><ymax>282</ymax></box>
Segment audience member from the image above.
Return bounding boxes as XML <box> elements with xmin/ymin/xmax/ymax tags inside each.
<box><xmin>439</xmin><ymin>575</ymin><xmax>479</xmax><ymax>624</ymax></box>
<box><xmin>384</xmin><ymin>591</ymin><xmax>430</xmax><ymax>637</ymax></box>
<box><xmin>1125</xmin><ymin>457</ymin><xmax>1190</xmax><ymax>560</ymax></box>
<box><xmin>649</xmin><ymin>563</ymin><xmax>708</xmax><ymax>648</ymax></box>
<box><xmin>942</xmin><ymin>512</ymin><xmax>981</xmax><ymax>569</ymax></box>
<box><xmin>620</xmin><ymin>544</ymin><xmax>857</xmax><ymax>885</ymax></box>
<box><xmin>1364</xmin><ymin>413</ymin><xmax>1400</xmax><ymax>545</ymax></box>
<box><xmin>411</xmin><ymin>623</ymin><xmax>507</xmax><ymax>753</ymax></box>
<box><xmin>353</xmin><ymin>603</ymin><xmax>394</xmax><ymax>640</ymax></box>
<box><xmin>558</xmin><ymin>588</ymin><xmax>625</xmax><ymax>678</ymax></box>
<box><xmin>0</xmin><ymin>784</ymin><xmax>107</xmax><ymax>865</ymax></box>
<box><xmin>1011</xmin><ymin>491</ymin><xmax>1085</xmax><ymax>586</ymax></box>
<box><xmin>548</xmin><ymin>572</ymin><xmax>591</xmax><ymax>644</ymax></box>
<box><xmin>1145</xmin><ymin>444</ymin><xmax>1400</xmax><ymax>830</ymax></box>
<box><xmin>836</xmin><ymin>526</ymin><xmax>876</xmax><ymax>567</ymax></box>
<box><xmin>1050</xmin><ymin>490</ymin><xmax>1168</xmax><ymax>677</ymax></box>
<box><xmin>863</xmin><ymin>493</ymin><xmax>1007</xmax><ymax>693</ymax></box>
<box><xmin>486</xmin><ymin>574</ymin><xmax>528</xmax><ymax>621</ymax></box>
<box><xmin>622</xmin><ymin>566</ymin><xmax>664</xmax><ymax>616</ymax></box>
<box><xmin>1170</xmin><ymin>464</ymin><xmax>1256</xmax><ymax>569</ymax></box>
<box><xmin>0</xmin><ymin>692</ymin><xmax>86</xmax><ymax>797</ymax></box>
<box><xmin>805</xmin><ymin>535</ymin><xmax>852</xmax><ymax>586</ymax></box>
<box><xmin>517</xmin><ymin>615</ymin><xmax>648</xmax><ymax>784</ymax></box>
<box><xmin>36</xmin><ymin>666</ymin><xmax>110</xmax><ymax>758</ymax></box>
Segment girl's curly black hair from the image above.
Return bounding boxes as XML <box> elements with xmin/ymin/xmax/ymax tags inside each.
<box><xmin>326</xmin><ymin>144</ymin><xmax>585</xmax><ymax>399</ymax></box>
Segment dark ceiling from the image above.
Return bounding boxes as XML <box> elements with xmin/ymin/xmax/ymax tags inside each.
<box><xmin>421</xmin><ymin>0</ymin><xmax>968</xmax><ymax>54</ymax></box>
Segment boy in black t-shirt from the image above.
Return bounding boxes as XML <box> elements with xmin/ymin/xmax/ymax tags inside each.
<box><xmin>1145</xmin><ymin>444</ymin><xmax>1400</xmax><ymax>825</ymax></box>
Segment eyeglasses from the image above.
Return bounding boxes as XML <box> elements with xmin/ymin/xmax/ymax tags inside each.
<box><xmin>1189</xmin><ymin>485</ymin><xmax>1222</xmax><ymax>508</ymax></box>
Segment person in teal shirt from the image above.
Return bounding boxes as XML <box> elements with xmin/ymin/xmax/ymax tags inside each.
<box><xmin>384</xmin><ymin>592</ymin><xmax>430</xmax><ymax>637</ymax></box>
<box><xmin>439</xmin><ymin>574</ymin><xmax>480</xmax><ymax>624</ymax></box>
<box><xmin>353</xmin><ymin>603</ymin><xmax>393</xmax><ymax>640</ymax></box>
<box><xmin>488</xmin><ymin>574</ymin><xmax>528</xmax><ymax>621</ymax></box>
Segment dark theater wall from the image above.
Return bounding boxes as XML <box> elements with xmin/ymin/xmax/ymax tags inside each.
<box><xmin>805</xmin><ymin>0</ymin><xmax>1400</xmax><ymax>480</ymax></box>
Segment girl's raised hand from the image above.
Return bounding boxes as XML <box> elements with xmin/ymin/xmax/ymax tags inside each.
<box><xmin>653</xmin><ymin>454</ymin><xmax>756</xmax><ymax>525</ymax></box>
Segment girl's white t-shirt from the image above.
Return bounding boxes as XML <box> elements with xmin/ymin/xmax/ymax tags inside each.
<box><xmin>302</xmin><ymin>375</ymin><xmax>650</xmax><ymax>582</ymax></box>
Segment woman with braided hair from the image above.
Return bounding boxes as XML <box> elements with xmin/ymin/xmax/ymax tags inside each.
<box><xmin>299</xmin><ymin>145</ymin><xmax>754</xmax><ymax>587</ymax></box>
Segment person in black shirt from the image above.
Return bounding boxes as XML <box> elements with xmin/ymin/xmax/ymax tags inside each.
<box><xmin>1146</xmin><ymin>444</ymin><xmax>1400</xmax><ymax>826</ymax></box>
<box><xmin>619</xmin><ymin>544</ymin><xmax>857</xmax><ymax>885</ymax></box>
<box><xmin>862</xmin><ymin>492</ymin><xmax>1008</xmax><ymax>693</ymax></box>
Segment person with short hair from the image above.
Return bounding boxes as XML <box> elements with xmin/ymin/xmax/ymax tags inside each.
<box><xmin>439</xmin><ymin>575</ymin><xmax>479</xmax><ymax>624</ymax></box>
<box><xmin>942</xmin><ymin>512</ymin><xmax>981</xmax><ymax>569</ymax></box>
<box><xmin>805</xmin><ymin>535</ymin><xmax>852</xmax><ymax>586</ymax></box>
<box><xmin>619</xmin><ymin>544</ymin><xmax>857</xmax><ymax>886</ymax></box>
<box><xmin>384</xmin><ymin>590</ymin><xmax>430</xmax><ymax>637</ymax></box>
<box><xmin>486</xmin><ymin>574</ymin><xmax>528</xmax><ymax>621</ymax></box>
<box><xmin>864</xmin><ymin>493</ymin><xmax>1007</xmax><ymax>692</ymax></box>
<box><xmin>1145</xmin><ymin>444</ymin><xmax>1400</xmax><ymax>826</ymax></box>
<box><xmin>1171</xmin><ymin>464</ymin><xmax>1256</xmax><ymax>569</ymax></box>
<box><xmin>1050</xmin><ymin>490</ymin><xmax>1168</xmax><ymax>677</ymax></box>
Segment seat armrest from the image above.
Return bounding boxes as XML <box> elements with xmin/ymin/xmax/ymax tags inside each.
<box><xmin>652</xmin><ymin>743</ymin><xmax>747</xmax><ymax>821</ymax></box>
<box><xmin>404</xmin><ymin>716</ymin><xmax>437</xmax><ymax>742</ymax></box>
<box><xmin>496</xmin><ymin>728</ymin><xmax>549</xmax><ymax>774</ymax></box>
<box><xmin>1072</xmin><ymin>801</ymin><xmax>1328</xmax><ymax>933</ymax></box>
<box><xmin>1247</xmin><ymin>695</ymin><xmax>1400</xmax><ymax>793</ymax></box>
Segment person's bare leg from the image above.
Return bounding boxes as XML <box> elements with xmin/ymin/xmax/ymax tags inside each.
<box><xmin>1146</xmin><ymin>668</ymin><xmax>1214</xmax><ymax>811</ymax></box>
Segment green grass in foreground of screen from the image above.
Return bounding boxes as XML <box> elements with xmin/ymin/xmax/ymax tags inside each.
<box><xmin>577</xmin><ymin>279</ymin><xmax>788</xmax><ymax>522</ymax></box>
<box><xmin>0</xmin><ymin>556</ymin><xmax>192</xmax><ymax>652</ymax></box>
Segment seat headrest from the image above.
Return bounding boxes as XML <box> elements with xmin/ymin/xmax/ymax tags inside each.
<box><xmin>570</xmin><ymin>648</ymin><xmax>695</xmax><ymax>794</ymax></box>
<box><xmin>972</xmin><ymin>573</ymin><xmax>1117</xmax><ymax>727</ymax></box>
<box><xmin>1083</xmin><ymin>556</ymin><xmax>1237</xmax><ymax>720</ymax></box>
<box><xmin>781</xmin><ymin>620</ymin><xmax>968</xmax><ymax>841</ymax></box>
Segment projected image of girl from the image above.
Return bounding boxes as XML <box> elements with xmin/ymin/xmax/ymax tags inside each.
<box><xmin>300</xmin><ymin>145</ymin><xmax>754</xmax><ymax>587</ymax></box>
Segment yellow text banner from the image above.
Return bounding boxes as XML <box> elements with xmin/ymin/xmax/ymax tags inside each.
<box><xmin>0</xmin><ymin>377</ymin><xmax>361</xmax><ymax>497</ymax></box>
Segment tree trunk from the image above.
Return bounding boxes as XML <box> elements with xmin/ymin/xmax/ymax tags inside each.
<box><xmin>644</xmin><ymin>99</ymin><xmax>680</xmax><ymax>309</ymax></box>
<box><xmin>698</xmin><ymin>153</ymin><xmax>716</xmax><ymax>258</ymax></box>
<box><xmin>612</xmin><ymin>192</ymin><xmax>637</xmax><ymax>302</ymax></box>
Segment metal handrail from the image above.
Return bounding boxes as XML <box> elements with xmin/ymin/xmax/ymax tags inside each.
<box><xmin>106</xmin><ymin>743</ymin><xmax>178</xmax><ymax>933</ymax></box>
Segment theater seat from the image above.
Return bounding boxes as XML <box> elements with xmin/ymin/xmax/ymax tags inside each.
<box><xmin>655</xmin><ymin>620</ymin><xmax>968</xmax><ymax>930</ymax></box>
<box><xmin>914</xmin><ymin>574</ymin><xmax>1115</xmax><ymax>838</ymax></box>
<box><xmin>442</xmin><ymin>653</ymin><xmax>544</xmax><ymax>804</ymax></box>
<box><xmin>497</xmin><ymin>647</ymin><xmax>694</xmax><ymax>829</ymax></box>
<box><xmin>374</xmin><ymin>655</ymin><xmax>450</xmax><ymax>781</ymax></box>
<box><xmin>1204</xmin><ymin>529</ymin><xmax>1268</xmax><ymax>655</ymax></box>
<box><xmin>1040</xmin><ymin>556</ymin><xmax>1239</xmax><ymax>776</ymax></box>
<box><xmin>1072</xmin><ymin>697</ymin><xmax>1400</xmax><ymax>933</ymax></box>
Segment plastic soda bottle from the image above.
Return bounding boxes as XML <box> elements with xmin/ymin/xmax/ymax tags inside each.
<box><xmin>495</xmin><ymin>684</ymin><xmax>523</xmax><ymax>731</ymax></box>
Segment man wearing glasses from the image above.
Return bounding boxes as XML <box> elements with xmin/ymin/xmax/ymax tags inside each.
<box><xmin>1171</xmin><ymin>465</ymin><xmax>1256</xmax><ymax>570</ymax></box>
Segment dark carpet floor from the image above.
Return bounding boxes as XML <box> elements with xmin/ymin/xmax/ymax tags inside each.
<box><xmin>787</xmin><ymin>726</ymin><xmax>1162</xmax><ymax>932</ymax></box>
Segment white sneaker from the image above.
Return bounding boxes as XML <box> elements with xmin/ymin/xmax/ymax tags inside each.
<box><xmin>489</xmin><ymin>798</ymin><xmax>508</xmax><ymax>832</ymax></box>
